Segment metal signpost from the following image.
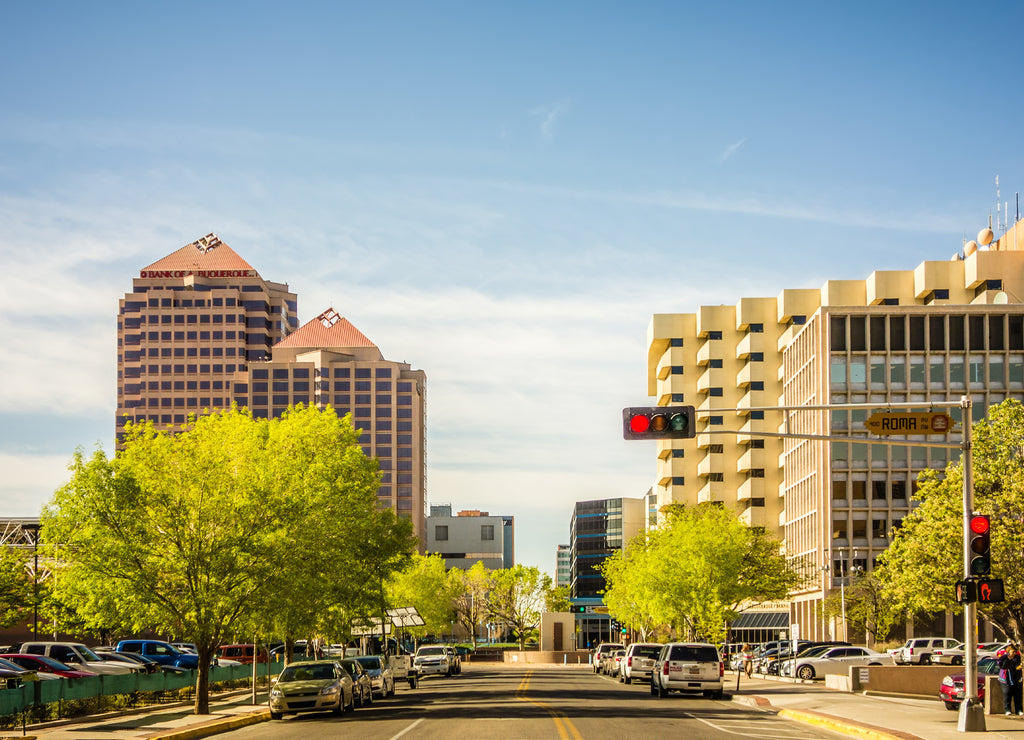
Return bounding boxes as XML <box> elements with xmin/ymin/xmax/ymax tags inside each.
<box><xmin>625</xmin><ymin>397</ymin><xmax>985</xmax><ymax>731</ymax></box>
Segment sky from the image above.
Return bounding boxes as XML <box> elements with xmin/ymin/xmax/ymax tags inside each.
<box><xmin>2</xmin><ymin>1</ymin><xmax>1023</xmax><ymax>578</ymax></box>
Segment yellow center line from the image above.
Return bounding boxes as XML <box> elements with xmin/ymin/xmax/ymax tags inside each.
<box><xmin>514</xmin><ymin>669</ymin><xmax>583</xmax><ymax>740</ymax></box>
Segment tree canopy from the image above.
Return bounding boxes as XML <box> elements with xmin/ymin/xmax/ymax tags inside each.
<box><xmin>877</xmin><ymin>399</ymin><xmax>1024</xmax><ymax>641</ymax></box>
<box><xmin>600</xmin><ymin>503</ymin><xmax>800</xmax><ymax>642</ymax></box>
<box><xmin>489</xmin><ymin>565</ymin><xmax>551</xmax><ymax>650</ymax></box>
<box><xmin>43</xmin><ymin>405</ymin><xmax>406</xmax><ymax>713</ymax></box>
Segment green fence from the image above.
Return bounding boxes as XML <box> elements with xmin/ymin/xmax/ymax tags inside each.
<box><xmin>0</xmin><ymin>661</ymin><xmax>282</xmax><ymax>718</ymax></box>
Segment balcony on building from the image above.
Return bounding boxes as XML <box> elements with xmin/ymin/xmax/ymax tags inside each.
<box><xmin>737</xmin><ymin>476</ymin><xmax>765</xmax><ymax>501</ymax></box>
<box><xmin>696</xmin><ymin>366</ymin><xmax>723</xmax><ymax>393</ymax></box>
<box><xmin>736</xmin><ymin>331</ymin><xmax>764</xmax><ymax>359</ymax></box>
<box><xmin>736</xmin><ymin>445</ymin><xmax>763</xmax><ymax>473</ymax></box>
<box><xmin>697</xmin><ymin>452</ymin><xmax>723</xmax><ymax>478</ymax></box>
<box><xmin>697</xmin><ymin>479</ymin><xmax>722</xmax><ymax>504</ymax></box>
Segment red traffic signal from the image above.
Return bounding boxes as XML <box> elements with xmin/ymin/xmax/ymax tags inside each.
<box><xmin>622</xmin><ymin>406</ymin><xmax>696</xmax><ymax>440</ymax></box>
<box><xmin>969</xmin><ymin>514</ymin><xmax>991</xmax><ymax>576</ymax></box>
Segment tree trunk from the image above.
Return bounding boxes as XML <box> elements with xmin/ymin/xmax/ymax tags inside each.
<box><xmin>194</xmin><ymin>643</ymin><xmax>214</xmax><ymax>714</ymax></box>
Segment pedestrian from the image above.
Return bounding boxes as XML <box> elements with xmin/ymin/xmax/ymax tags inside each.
<box><xmin>999</xmin><ymin>643</ymin><xmax>1023</xmax><ymax>715</ymax></box>
<box><xmin>741</xmin><ymin>643</ymin><xmax>753</xmax><ymax>678</ymax></box>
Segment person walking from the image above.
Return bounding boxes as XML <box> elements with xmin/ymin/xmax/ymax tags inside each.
<box><xmin>741</xmin><ymin>643</ymin><xmax>754</xmax><ymax>678</ymax></box>
<box><xmin>999</xmin><ymin>643</ymin><xmax>1023</xmax><ymax>715</ymax></box>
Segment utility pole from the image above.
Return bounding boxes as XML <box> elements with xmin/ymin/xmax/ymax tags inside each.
<box><xmin>958</xmin><ymin>396</ymin><xmax>985</xmax><ymax>733</ymax></box>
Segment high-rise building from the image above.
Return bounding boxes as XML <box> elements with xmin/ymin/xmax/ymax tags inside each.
<box><xmin>116</xmin><ymin>234</ymin><xmax>427</xmax><ymax>543</ymax></box>
<box><xmin>555</xmin><ymin>544</ymin><xmax>572</xmax><ymax>589</ymax></box>
<box><xmin>569</xmin><ymin>496</ymin><xmax>644</xmax><ymax>647</ymax></box>
<box><xmin>646</xmin><ymin>222</ymin><xmax>1024</xmax><ymax>640</ymax></box>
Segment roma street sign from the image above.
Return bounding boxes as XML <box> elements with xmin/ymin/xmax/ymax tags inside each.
<box><xmin>866</xmin><ymin>412</ymin><xmax>953</xmax><ymax>436</ymax></box>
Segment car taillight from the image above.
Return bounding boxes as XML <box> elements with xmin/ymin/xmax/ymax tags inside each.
<box><xmin>663</xmin><ymin>662</ymin><xmax>669</xmax><ymax>676</ymax></box>
<box><xmin>719</xmin><ymin>662</ymin><xmax>724</xmax><ymax>677</ymax></box>
<box><xmin>627</xmin><ymin>657</ymin><xmax>633</xmax><ymax>667</ymax></box>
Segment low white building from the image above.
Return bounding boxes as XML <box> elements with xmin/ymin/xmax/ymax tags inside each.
<box><xmin>426</xmin><ymin>505</ymin><xmax>514</xmax><ymax>570</ymax></box>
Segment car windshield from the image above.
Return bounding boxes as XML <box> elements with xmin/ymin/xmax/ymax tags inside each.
<box><xmin>355</xmin><ymin>657</ymin><xmax>381</xmax><ymax>669</ymax></box>
<box><xmin>668</xmin><ymin>645</ymin><xmax>718</xmax><ymax>662</ymax></box>
<box><xmin>78</xmin><ymin>646</ymin><xmax>102</xmax><ymax>662</ymax></box>
<box><xmin>418</xmin><ymin>647</ymin><xmax>446</xmax><ymax>656</ymax></box>
<box><xmin>280</xmin><ymin>664</ymin><xmax>336</xmax><ymax>682</ymax></box>
<box><xmin>0</xmin><ymin>658</ymin><xmax>26</xmax><ymax>672</ymax></box>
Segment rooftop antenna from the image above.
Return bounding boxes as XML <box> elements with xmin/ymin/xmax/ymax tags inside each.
<box><xmin>995</xmin><ymin>175</ymin><xmax>1001</xmax><ymax>232</ymax></box>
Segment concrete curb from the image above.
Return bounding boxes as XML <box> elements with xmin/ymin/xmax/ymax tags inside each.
<box><xmin>731</xmin><ymin>693</ymin><xmax>926</xmax><ymax>740</ymax></box>
<box><xmin>147</xmin><ymin>708</ymin><xmax>270</xmax><ymax>740</ymax></box>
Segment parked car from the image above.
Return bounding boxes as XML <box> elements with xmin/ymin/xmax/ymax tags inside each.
<box><xmin>784</xmin><ymin>646</ymin><xmax>888</xmax><ymax>680</ymax></box>
<box><xmin>0</xmin><ymin>657</ymin><xmax>44</xmax><ymax>685</ymax></box>
<box><xmin>607</xmin><ymin>649</ymin><xmax>628</xmax><ymax>676</ymax></box>
<box><xmin>115</xmin><ymin>640</ymin><xmax>200</xmax><ymax>669</ymax></box>
<box><xmin>339</xmin><ymin>658</ymin><xmax>374</xmax><ymax>707</ymax></box>
<box><xmin>354</xmin><ymin>655</ymin><xmax>395</xmax><ymax>698</ymax></box>
<box><xmin>591</xmin><ymin>642</ymin><xmax>624</xmax><ymax>674</ymax></box>
<box><xmin>1</xmin><ymin>653</ymin><xmax>98</xmax><ymax>679</ymax></box>
<box><xmin>650</xmin><ymin>642</ymin><xmax>724</xmax><ymax>699</ymax></box>
<box><xmin>171</xmin><ymin>642</ymin><xmax>197</xmax><ymax>654</ymax></box>
<box><xmin>14</xmin><ymin>642</ymin><xmax>139</xmax><ymax>675</ymax></box>
<box><xmin>931</xmin><ymin>641</ymin><xmax>1010</xmax><ymax>666</ymax></box>
<box><xmin>413</xmin><ymin>645</ymin><xmax>453</xmax><ymax>677</ymax></box>
<box><xmin>940</xmin><ymin>656</ymin><xmax>1001</xmax><ymax>710</ymax></box>
<box><xmin>444</xmin><ymin>646</ymin><xmax>463</xmax><ymax>674</ymax></box>
<box><xmin>619</xmin><ymin>643</ymin><xmax>661</xmax><ymax>684</ymax></box>
<box><xmin>218</xmin><ymin>644</ymin><xmax>268</xmax><ymax>665</ymax></box>
<box><xmin>893</xmin><ymin>637</ymin><xmax>960</xmax><ymax>665</ymax></box>
<box><xmin>93</xmin><ymin>649</ymin><xmax>164</xmax><ymax>674</ymax></box>
<box><xmin>268</xmin><ymin>659</ymin><xmax>354</xmax><ymax>720</ymax></box>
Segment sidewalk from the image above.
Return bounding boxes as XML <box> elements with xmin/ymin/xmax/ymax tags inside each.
<box><xmin>1</xmin><ymin>691</ymin><xmax>269</xmax><ymax>740</ymax></box>
<box><xmin>731</xmin><ymin>673</ymin><xmax>1024</xmax><ymax>740</ymax></box>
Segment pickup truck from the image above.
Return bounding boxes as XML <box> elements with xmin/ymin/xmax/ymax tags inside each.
<box><xmin>16</xmin><ymin>641</ymin><xmax>138</xmax><ymax>675</ymax></box>
<box><xmin>116</xmin><ymin>639</ymin><xmax>200</xmax><ymax>669</ymax></box>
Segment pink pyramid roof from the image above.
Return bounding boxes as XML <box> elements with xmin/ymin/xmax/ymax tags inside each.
<box><xmin>140</xmin><ymin>234</ymin><xmax>259</xmax><ymax>277</ymax></box>
<box><xmin>275</xmin><ymin>308</ymin><xmax>377</xmax><ymax>349</ymax></box>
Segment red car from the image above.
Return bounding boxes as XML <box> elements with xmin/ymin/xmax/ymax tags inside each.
<box><xmin>0</xmin><ymin>653</ymin><xmax>98</xmax><ymax>679</ymax></box>
<box><xmin>939</xmin><ymin>656</ymin><xmax>1000</xmax><ymax>710</ymax></box>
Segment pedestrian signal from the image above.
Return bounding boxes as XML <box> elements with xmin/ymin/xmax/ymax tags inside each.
<box><xmin>977</xmin><ymin>578</ymin><xmax>1005</xmax><ymax>604</ymax></box>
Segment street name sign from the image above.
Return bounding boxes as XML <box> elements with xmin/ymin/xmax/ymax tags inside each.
<box><xmin>866</xmin><ymin>412</ymin><xmax>953</xmax><ymax>435</ymax></box>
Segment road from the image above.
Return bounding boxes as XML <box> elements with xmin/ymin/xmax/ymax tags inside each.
<box><xmin>219</xmin><ymin>663</ymin><xmax>849</xmax><ymax>740</ymax></box>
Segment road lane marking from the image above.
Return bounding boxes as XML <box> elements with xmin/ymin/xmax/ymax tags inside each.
<box><xmin>515</xmin><ymin>670</ymin><xmax>583</xmax><ymax>740</ymax></box>
<box><xmin>388</xmin><ymin>717</ymin><xmax>424</xmax><ymax>740</ymax></box>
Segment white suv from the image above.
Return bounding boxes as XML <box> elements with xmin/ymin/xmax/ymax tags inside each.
<box><xmin>650</xmin><ymin>642</ymin><xmax>724</xmax><ymax>699</ymax></box>
<box><xmin>619</xmin><ymin>643</ymin><xmax>661</xmax><ymax>684</ymax></box>
<box><xmin>894</xmin><ymin>637</ymin><xmax>960</xmax><ymax>665</ymax></box>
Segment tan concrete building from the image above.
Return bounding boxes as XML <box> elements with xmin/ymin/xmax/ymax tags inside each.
<box><xmin>646</xmin><ymin>222</ymin><xmax>1024</xmax><ymax>640</ymax></box>
<box><xmin>116</xmin><ymin>234</ymin><xmax>427</xmax><ymax>543</ymax></box>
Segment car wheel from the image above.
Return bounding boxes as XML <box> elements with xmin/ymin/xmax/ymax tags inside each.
<box><xmin>797</xmin><ymin>665</ymin><xmax>815</xmax><ymax>680</ymax></box>
<box><xmin>624</xmin><ymin>675</ymin><xmax>631</xmax><ymax>685</ymax></box>
<box><xmin>944</xmin><ymin>701</ymin><xmax>960</xmax><ymax>711</ymax></box>
<box><xmin>650</xmin><ymin>678</ymin><xmax>658</xmax><ymax>696</ymax></box>
<box><xmin>387</xmin><ymin>680</ymin><xmax>395</xmax><ymax>698</ymax></box>
<box><xmin>952</xmin><ymin>657</ymin><xmax>963</xmax><ymax>666</ymax></box>
<box><xmin>332</xmin><ymin>696</ymin><xmax>343</xmax><ymax>716</ymax></box>
<box><xmin>408</xmin><ymin>675</ymin><xmax>418</xmax><ymax>689</ymax></box>
<box><xmin>345</xmin><ymin>689</ymin><xmax>355</xmax><ymax>713</ymax></box>
<box><xmin>919</xmin><ymin>654</ymin><xmax>930</xmax><ymax>665</ymax></box>
<box><xmin>657</xmin><ymin>678</ymin><xmax>668</xmax><ymax>698</ymax></box>
<box><xmin>365</xmin><ymin>687</ymin><xmax>373</xmax><ymax>706</ymax></box>
<box><xmin>270</xmin><ymin>710</ymin><xmax>282</xmax><ymax>720</ymax></box>
<box><xmin>713</xmin><ymin>690</ymin><xmax>724</xmax><ymax>700</ymax></box>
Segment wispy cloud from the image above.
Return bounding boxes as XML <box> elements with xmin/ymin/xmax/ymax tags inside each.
<box><xmin>530</xmin><ymin>99</ymin><xmax>571</xmax><ymax>139</ymax></box>
<box><xmin>720</xmin><ymin>137</ymin><xmax>747</xmax><ymax>162</ymax></box>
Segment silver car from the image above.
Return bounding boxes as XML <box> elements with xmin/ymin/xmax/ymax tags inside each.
<box><xmin>355</xmin><ymin>655</ymin><xmax>395</xmax><ymax>697</ymax></box>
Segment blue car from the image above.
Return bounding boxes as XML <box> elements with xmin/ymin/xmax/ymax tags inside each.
<box><xmin>115</xmin><ymin>640</ymin><xmax>199</xmax><ymax>669</ymax></box>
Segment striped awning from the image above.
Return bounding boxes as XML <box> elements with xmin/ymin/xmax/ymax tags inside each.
<box><xmin>731</xmin><ymin>611</ymin><xmax>789</xmax><ymax>629</ymax></box>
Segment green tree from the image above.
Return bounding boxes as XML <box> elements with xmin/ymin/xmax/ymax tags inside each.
<box><xmin>43</xmin><ymin>405</ymin><xmax>383</xmax><ymax>714</ymax></box>
<box><xmin>820</xmin><ymin>570</ymin><xmax>899</xmax><ymax>642</ymax></box>
<box><xmin>877</xmin><ymin>400</ymin><xmax>1024</xmax><ymax>642</ymax></box>
<box><xmin>489</xmin><ymin>565</ymin><xmax>551</xmax><ymax>650</ymax></box>
<box><xmin>599</xmin><ymin>545</ymin><xmax>659</xmax><ymax>641</ymax></box>
<box><xmin>545</xmin><ymin>584</ymin><xmax>573</xmax><ymax>614</ymax></box>
<box><xmin>0</xmin><ymin>546</ymin><xmax>32</xmax><ymax>629</ymax></box>
<box><xmin>388</xmin><ymin>553</ymin><xmax>458</xmax><ymax>643</ymax></box>
<box><xmin>601</xmin><ymin>503</ymin><xmax>800</xmax><ymax>642</ymax></box>
<box><xmin>450</xmin><ymin>561</ymin><xmax>493</xmax><ymax>648</ymax></box>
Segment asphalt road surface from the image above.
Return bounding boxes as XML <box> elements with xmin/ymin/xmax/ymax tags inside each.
<box><xmin>219</xmin><ymin>664</ymin><xmax>849</xmax><ymax>740</ymax></box>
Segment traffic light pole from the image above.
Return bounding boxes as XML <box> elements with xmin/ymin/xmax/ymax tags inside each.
<box><xmin>958</xmin><ymin>396</ymin><xmax>985</xmax><ymax>733</ymax></box>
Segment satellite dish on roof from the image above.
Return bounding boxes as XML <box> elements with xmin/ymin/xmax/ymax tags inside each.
<box><xmin>965</xmin><ymin>241</ymin><xmax>978</xmax><ymax>257</ymax></box>
<box><xmin>978</xmin><ymin>228</ymin><xmax>994</xmax><ymax>246</ymax></box>
<box><xmin>994</xmin><ymin>291</ymin><xmax>1009</xmax><ymax>304</ymax></box>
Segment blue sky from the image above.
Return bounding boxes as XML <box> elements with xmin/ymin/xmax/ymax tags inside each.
<box><xmin>2</xmin><ymin>1</ymin><xmax>1023</xmax><ymax>577</ymax></box>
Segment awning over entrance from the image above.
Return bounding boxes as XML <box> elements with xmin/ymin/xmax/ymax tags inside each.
<box><xmin>731</xmin><ymin>611</ymin><xmax>789</xmax><ymax>630</ymax></box>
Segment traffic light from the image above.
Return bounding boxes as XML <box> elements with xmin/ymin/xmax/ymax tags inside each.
<box><xmin>978</xmin><ymin>578</ymin><xmax>1005</xmax><ymax>604</ymax></box>
<box><xmin>969</xmin><ymin>514</ymin><xmax>991</xmax><ymax>576</ymax></box>
<box><xmin>622</xmin><ymin>406</ymin><xmax>696</xmax><ymax>440</ymax></box>
<box><xmin>572</xmin><ymin>605</ymin><xmax>587</xmax><ymax>614</ymax></box>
